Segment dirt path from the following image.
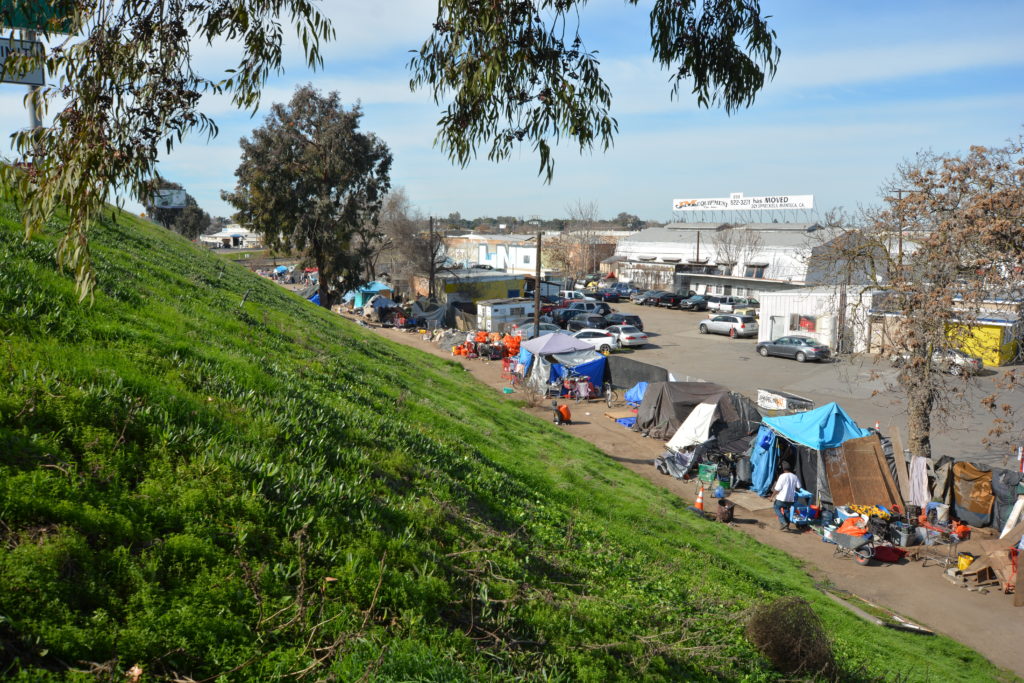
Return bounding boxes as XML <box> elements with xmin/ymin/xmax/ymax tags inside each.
<box><xmin>362</xmin><ymin>320</ymin><xmax>1023</xmax><ymax>676</ymax></box>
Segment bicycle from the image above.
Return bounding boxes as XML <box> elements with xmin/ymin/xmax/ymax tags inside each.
<box><xmin>562</xmin><ymin>370</ymin><xmax>618</xmax><ymax>407</ymax></box>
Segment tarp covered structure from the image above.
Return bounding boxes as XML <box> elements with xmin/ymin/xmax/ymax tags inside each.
<box><xmin>633</xmin><ymin>381</ymin><xmax>733</xmax><ymax>440</ymax></box>
<box><xmin>605</xmin><ymin>355</ymin><xmax>670</xmax><ymax>390</ymax></box>
<box><xmin>750</xmin><ymin>402</ymin><xmax>871</xmax><ymax>498</ymax></box>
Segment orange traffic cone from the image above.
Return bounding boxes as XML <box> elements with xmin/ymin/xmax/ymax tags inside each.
<box><xmin>695</xmin><ymin>485</ymin><xmax>705</xmax><ymax>512</ymax></box>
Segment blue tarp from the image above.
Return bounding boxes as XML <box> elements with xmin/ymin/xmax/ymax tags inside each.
<box><xmin>616</xmin><ymin>416</ymin><xmax>637</xmax><ymax>428</ymax></box>
<box><xmin>624</xmin><ymin>381</ymin><xmax>648</xmax><ymax>405</ymax></box>
<box><xmin>762</xmin><ymin>402</ymin><xmax>870</xmax><ymax>451</ymax></box>
<box><xmin>550</xmin><ymin>355</ymin><xmax>606</xmax><ymax>387</ymax></box>
<box><xmin>308</xmin><ymin>292</ymin><xmax>320</xmax><ymax>305</ymax></box>
<box><xmin>516</xmin><ymin>348</ymin><xmax>533</xmax><ymax>370</ymax></box>
<box><xmin>749</xmin><ymin>426</ymin><xmax>779</xmax><ymax>496</ymax></box>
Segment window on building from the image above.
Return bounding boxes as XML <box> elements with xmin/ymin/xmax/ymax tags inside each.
<box><xmin>789</xmin><ymin>314</ymin><xmax>817</xmax><ymax>332</ymax></box>
<box><xmin>523</xmin><ymin>254</ymin><xmax>530</xmax><ymax>264</ymax></box>
<box><xmin>510</xmin><ymin>307</ymin><xmax>525</xmax><ymax>316</ymax></box>
<box><xmin>744</xmin><ymin>265</ymin><xmax>767</xmax><ymax>278</ymax></box>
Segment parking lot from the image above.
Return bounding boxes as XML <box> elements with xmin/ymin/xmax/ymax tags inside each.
<box><xmin>604</xmin><ymin>300</ymin><xmax>1024</xmax><ymax>469</ymax></box>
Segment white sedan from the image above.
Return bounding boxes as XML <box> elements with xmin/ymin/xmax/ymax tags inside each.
<box><xmin>605</xmin><ymin>324</ymin><xmax>649</xmax><ymax>348</ymax></box>
<box><xmin>571</xmin><ymin>328</ymin><xmax>620</xmax><ymax>353</ymax></box>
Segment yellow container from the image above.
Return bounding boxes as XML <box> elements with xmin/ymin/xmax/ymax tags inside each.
<box><xmin>957</xmin><ymin>552</ymin><xmax>976</xmax><ymax>571</ymax></box>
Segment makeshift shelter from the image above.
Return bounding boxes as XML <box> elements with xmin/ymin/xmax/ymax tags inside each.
<box><xmin>633</xmin><ymin>381</ymin><xmax>733</xmax><ymax>440</ymax></box>
<box><xmin>517</xmin><ymin>334</ymin><xmax>606</xmax><ymax>394</ymax></box>
<box><xmin>749</xmin><ymin>402</ymin><xmax>872</xmax><ymax>500</ymax></box>
<box><xmin>351</xmin><ymin>281</ymin><xmax>393</xmax><ymax>308</ymax></box>
<box><xmin>667</xmin><ymin>392</ymin><xmax>762</xmax><ymax>452</ymax></box>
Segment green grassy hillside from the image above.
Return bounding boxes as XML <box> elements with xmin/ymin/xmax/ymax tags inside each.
<box><xmin>0</xmin><ymin>202</ymin><xmax>1011</xmax><ymax>681</ymax></box>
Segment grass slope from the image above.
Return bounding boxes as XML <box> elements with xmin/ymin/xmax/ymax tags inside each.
<box><xmin>0</xmin><ymin>202</ymin><xmax>1012</xmax><ymax>682</ymax></box>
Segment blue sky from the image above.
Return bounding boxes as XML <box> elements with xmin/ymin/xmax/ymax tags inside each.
<box><xmin>1</xmin><ymin>1</ymin><xmax>1022</xmax><ymax>223</ymax></box>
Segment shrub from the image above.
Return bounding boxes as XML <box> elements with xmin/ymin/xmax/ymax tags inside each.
<box><xmin>746</xmin><ymin>596</ymin><xmax>836</xmax><ymax>679</ymax></box>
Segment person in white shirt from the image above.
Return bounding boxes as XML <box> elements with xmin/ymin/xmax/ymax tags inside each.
<box><xmin>771</xmin><ymin>462</ymin><xmax>801</xmax><ymax>531</ymax></box>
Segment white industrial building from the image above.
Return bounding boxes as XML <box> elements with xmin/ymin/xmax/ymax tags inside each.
<box><xmin>612</xmin><ymin>222</ymin><xmax>842</xmax><ymax>297</ymax></box>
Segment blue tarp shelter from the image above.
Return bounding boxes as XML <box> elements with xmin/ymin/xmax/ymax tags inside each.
<box><xmin>308</xmin><ymin>292</ymin><xmax>320</xmax><ymax>305</ymax></box>
<box><xmin>763</xmin><ymin>402</ymin><xmax>870</xmax><ymax>451</ymax></box>
<box><xmin>550</xmin><ymin>355</ymin><xmax>606</xmax><ymax>387</ymax></box>
<box><xmin>750</xmin><ymin>402</ymin><xmax>871</xmax><ymax>498</ymax></box>
<box><xmin>351</xmin><ymin>281</ymin><xmax>393</xmax><ymax>308</ymax></box>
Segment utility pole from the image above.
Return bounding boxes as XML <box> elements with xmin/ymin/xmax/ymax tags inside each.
<box><xmin>532</xmin><ymin>230</ymin><xmax>542</xmax><ymax>339</ymax></box>
<box><xmin>428</xmin><ymin>216</ymin><xmax>436</xmax><ymax>300</ymax></box>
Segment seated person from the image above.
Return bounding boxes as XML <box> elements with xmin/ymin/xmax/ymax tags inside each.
<box><xmin>551</xmin><ymin>401</ymin><xmax>572</xmax><ymax>425</ymax></box>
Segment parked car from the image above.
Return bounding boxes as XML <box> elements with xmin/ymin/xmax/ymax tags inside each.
<box><xmin>652</xmin><ymin>291</ymin><xmax>686</xmax><ymax>308</ymax></box>
<box><xmin>890</xmin><ymin>348</ymin><xmax>983</xmax><ymax>376</ymax></box>
<box><xmin>638</xmin><ymin>290</ymin><xmax>671</xmax><ymax>306</ymax></box>
<box><xmin>508</xmin><ymin>319</ymin><xmax>562</xmax><ymax>339</ymax></box>
<box><xmin>703</xmin><ymin>295</ymin><xmax>725</xmax><ymax>312</ymax></box>
<box><xmin>571</xmin><ymin>328</ymin><xmax>619</xmax><ymax>353</ymax></box>
<box><xmin>593</xmin><ymin>289</ymin><xmax>621</xmax><ymax>303</ymax></box>
<box><xmin>678</xmin><ymin>295</ymin><xmax>708</xmax><ymax>311</ymax></box>
<box><xmin>606</xmin><ymin>324</ymin><xmax>649</xmax><ymax>348</ymax></box>
<box><xmin>552</xmin><ymin>301</ymin><xmax>611</xmax><ymax>326</ymax></box>
<box><xmin>719</xmin><ymin>296</ymin><xmax>759</xmax><ymax>313</ymax></box>
<box><xmin>610</xmin><ymin>282</ymin><xmax>639</xmax><ymax>297</ymax></box>
<box><xmin>559</xmin><ymin>290</ymin><xmax>596</xmax><ymax>302</ymax></box>
<box><xmin>630</xmin><ymin>289</ymin><xmax>658</xmax><ymax>304</ymax></box>
<box><xmin>603</xmin><ymin>312</ymin><xmax>644</xmax><ymax>331</ymax></box>
<box><xmin>755</xmin><ymin>336</ymin><xmax>831</xmax><ymax>362</ymax></box>
<box><xmin>697</xmin><ymin>314</ymin><xmax>759</xmax><ymax>338</ymax></box>
<box><xmin>566</xmin><ymin>313</ymin><xmax>612</xmax><ymax>332</ymax></box>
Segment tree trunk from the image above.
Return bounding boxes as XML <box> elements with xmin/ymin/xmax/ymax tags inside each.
<box><xmin>905</xmin><ymin>382</ymin><xmax>933</xmax><ymax>460</ymax></box>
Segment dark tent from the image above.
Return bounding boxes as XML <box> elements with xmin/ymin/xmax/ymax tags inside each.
<box><xmin>713</xmin><ymin>393</ymin><xmax>762</xmax><ymax>454</ymax></box>
<box><xmin>606</xmin><ymin>355</ymin><xmax>670</xmax><ymax>390</ymax></box>
<box><xmin>633</xmin><ymin>381</ymin><xmax>733</xmax><ymax>440</ymax></box>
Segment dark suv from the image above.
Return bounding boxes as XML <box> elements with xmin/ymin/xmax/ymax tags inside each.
<box><xmin>604</xmin><ymin>312</ymin><xmax>644</xmax><ymax>331</ymax></box>
<box><xmin>566</xmin><ymin>313</ymin><xmax>612</xmax><ymax>332</ymax></box>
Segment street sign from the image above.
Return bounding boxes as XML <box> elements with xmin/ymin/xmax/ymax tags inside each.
<box><xmin>1</xmin><ymin>1</ymin><xmax>73</xmax><ymax>33</ymax></box>
<box><xmin>0</xmin><ymin>36</ymin><xmax>43</xmax><ymax>85</ymax></box>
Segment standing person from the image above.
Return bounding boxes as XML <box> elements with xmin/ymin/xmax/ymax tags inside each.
<box><xmin>771</xmin><ymin>462</ymin><xmax>801</xmax><ymax>531</ymax></box>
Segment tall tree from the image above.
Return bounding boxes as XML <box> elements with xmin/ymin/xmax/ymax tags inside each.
<box><xmin>223</xmin><ymin>86</ymin><xmax>392</xmax><ymax>308</ymax></box>
<box><xmin>820</xmin><ymin>138</ymin><xmax>1024</xmax><ymax>459</ymax></box>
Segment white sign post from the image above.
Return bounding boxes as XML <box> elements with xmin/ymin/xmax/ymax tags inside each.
<box><xmin>673</xmin><ymin>192</ymin><xmax>814</xmax><ymax>212</ymax></box>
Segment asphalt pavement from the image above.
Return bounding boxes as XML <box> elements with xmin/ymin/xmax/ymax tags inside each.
<box><xmin>610</xmin><ymin>301</ymin><xmax>1024</xmax><ymax>469</ymax></box>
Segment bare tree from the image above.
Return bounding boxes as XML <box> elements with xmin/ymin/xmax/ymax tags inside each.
<box><xmin>813</xmin><ymin>138</ymin><xmax>1024</xmax><ymax>460</ymax></box>
<box><xmin>547</xmin><ymin>200</ymin><xmax>603</xmax><ymax>286</ymax></box>
<box><xmin>377</xmin><ymin>188</ymin><xmax>449</xmax><ymax>296</ymax></box>
<box><xmin>709</xmin><ymin>224</ymin><xmax>764</xmax><ymax>275</ymax></box>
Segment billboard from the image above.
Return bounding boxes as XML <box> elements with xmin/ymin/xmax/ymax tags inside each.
<box><xmin>673</xmin><ymin>192</ymin><xmax>814</xmax><ymax>212</ymax></box>
<box><xmin>0</xmin><ymin>37</ymin><xmax>44</xmax><ymax>85</ymax></box>
<box><xmin>152</xmin><ymin>189</ymin><xmax>187</xmax><ymax>209</ymax></box>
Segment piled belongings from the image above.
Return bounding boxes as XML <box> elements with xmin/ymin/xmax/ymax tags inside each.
<box><xmin>633</xmin><ymin>381</ymin><xmax>733</xmax><ymax>440</ymax></box>
<box><xmin>952</xmin><ymin>520</ymin><xmax>1024</xmax><ymax>601</ymax></box>
<box><xmin>449</xmin><ymin>330</ymin><xmax>524</xmax><ymax>360</ymax></box>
